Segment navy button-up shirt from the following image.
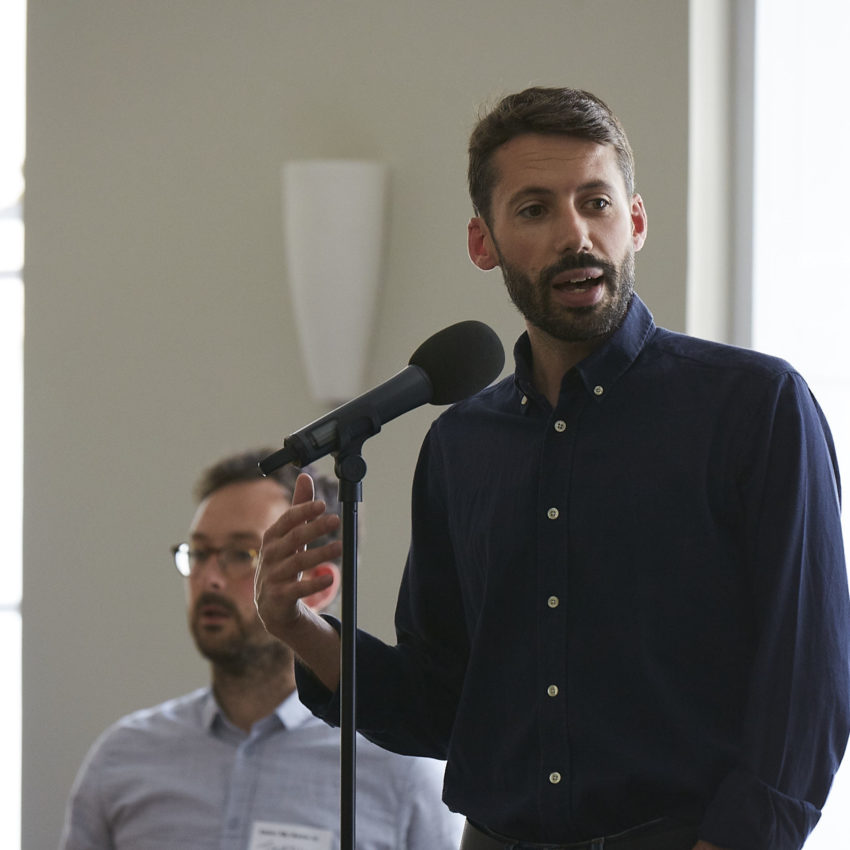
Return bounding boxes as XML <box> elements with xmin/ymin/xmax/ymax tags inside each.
<box><xmin>298</xmin><ymin>295</ymin><xmax>850</xmax><ymax>850</ymax></box>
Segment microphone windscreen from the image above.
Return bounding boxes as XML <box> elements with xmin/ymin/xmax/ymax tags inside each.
<box><xmin>409</xmin><ymin>320</ymin><xmax>505</xmax><ymax>404</ymax></box>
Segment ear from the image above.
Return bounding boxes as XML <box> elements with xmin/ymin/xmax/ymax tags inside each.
<box><xmin>630</xmin><ymin>194</ymin><xmax>648</xmax><ymax>252</ymax></box>
<box><xmin>301</xmin><ymin>562</ymin><xmax>340</xmax><ymax>612</ymax></box>
<box><xmin>468</xmin><ymin>217</ymin><xmax>500</xmax><ymax>271</ymax></box>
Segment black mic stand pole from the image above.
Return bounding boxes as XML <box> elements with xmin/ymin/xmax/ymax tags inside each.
<box><xmin>333</xmin><ymin>443</ymin><xmax>368</xmax><ymax>850</ymax></box>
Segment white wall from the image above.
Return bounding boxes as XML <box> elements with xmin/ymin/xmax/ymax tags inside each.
<box><xmin>23</xmin><ymin>2</ymin><xmax>690</xmax><ymax>847</ymax></box>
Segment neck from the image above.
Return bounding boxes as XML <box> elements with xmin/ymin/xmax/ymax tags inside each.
<box><xmin>210</xmin><ymin>652</ymin><xmax>296</xmax><ymax>732</ymax></box>
<box><xmin>526</xmin><ymin>325</ymin><xmax>603</xmax><ymax>407</ymax></box>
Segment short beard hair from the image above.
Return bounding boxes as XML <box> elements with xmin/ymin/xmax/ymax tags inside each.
<box><xmin>497</xmin><ymin>246</ymin><xmax>636</xmax><ymax>343</ymax></box>
<box><xmin>190</xmin><ymin>592</ymin><xmax>291</xmax><ymax>675</ymax></box>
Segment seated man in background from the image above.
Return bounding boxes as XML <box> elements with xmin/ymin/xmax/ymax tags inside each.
<box><xmin>59</xmin><ymin>448</ymin><xmax>461</xmax><ymax>850</ymax></box>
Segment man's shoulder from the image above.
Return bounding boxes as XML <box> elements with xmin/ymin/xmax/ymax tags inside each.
<box><xmin>92</xmin><ymin>687</ymin><xmax>209</xmax><ymax>752</ymax></box>
<box><xmin>648</xmin><ymin>327</ymin><xmax>797</xmax><ymax>379</ymax></box>
<box><xmin>432</xmin><ymin>373</ymin><xmax>515</xmax><ymax>425</ymax></box>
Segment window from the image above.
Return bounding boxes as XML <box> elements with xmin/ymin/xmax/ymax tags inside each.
<box><xmin>0</xmin><ymin>1</ymin><xmax>25</xmax><ymax>847</ymax></box>
<box><xmin>750</xmin><ymin>1</ymin><xmax>850</xmax><ymax>844</ymax></box>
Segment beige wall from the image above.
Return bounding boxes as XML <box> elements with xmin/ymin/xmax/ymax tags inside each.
<box><xmin>23</xmin><ymin>1</ymin><xmax>691</xmax><ymax>847</ymax></box>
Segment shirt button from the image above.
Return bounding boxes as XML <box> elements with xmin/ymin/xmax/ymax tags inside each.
<box><xmin>547</xmin><ymin>685</ymin><xmax>559</xmax><ymax>697</ymax></box>
<box><xmin>549</xmin><ymin>771</ymin><xmax>562</xmax><ymax>784</ymax></box>
<box><xmin>547</xmin><ymin>596</ymin><xmax>560</xmax><ymax>608</ymax></box>
<box><xmin>547</xmin><ymin>507</ymin><xmax>559</xmax><ymax>520</ymax></box>
<box><xmin>593</xmin><ymin>385</ymin><xmax>604</xmax><ymax>396</ymax></box>
<box><xmin>554</xmin><ymin>419</ymin><xmax>566</xmax><ymax>432</ymax></box>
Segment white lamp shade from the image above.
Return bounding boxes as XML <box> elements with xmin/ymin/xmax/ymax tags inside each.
<box><xmin>282</xmin><ymin>160</ymin><xmax>389</xmax><ymax>403</ymax></box>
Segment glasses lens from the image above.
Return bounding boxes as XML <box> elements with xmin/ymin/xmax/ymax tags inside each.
<box><xmin>221</xmin><ymin>548</ymin><xmax>259</xmax><ymax>573</ymax></box>
<box><xmin>172</xmin><ymin>543</ymin><xmax>191</xmax><ymax>577</ymax></box>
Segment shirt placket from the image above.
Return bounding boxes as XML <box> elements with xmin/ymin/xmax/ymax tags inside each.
<box><xmin>535</xmin><ymin>390</ymin><xmax>584</xmax><ymax>830</ymax></box>
<box><xmin>219</xmin><ymin>724</ymin><xmax>268</xmax><ymax>850</ymax></box>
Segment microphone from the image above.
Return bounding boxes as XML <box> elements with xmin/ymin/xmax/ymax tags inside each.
<box><xmin>260</xmin><ymin>320</ymin><xmax>504</xmax><ymax>472</ymax></box>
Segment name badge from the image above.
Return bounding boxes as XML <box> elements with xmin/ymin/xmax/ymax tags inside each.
<box><xmin>249</xmin><ymin>820</ymin><xmax>333</xmax><ymax>850</ymax></box>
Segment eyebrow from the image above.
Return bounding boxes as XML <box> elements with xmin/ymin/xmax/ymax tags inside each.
<box><xmin>505</xmin><ymin>180</ymin><xmax>618</xmax><ymax>208</ymax></box>
<box><xmin>190</xmin><ymin>531</ymin><xmax>260</xmax><ymax>544</ymax></box>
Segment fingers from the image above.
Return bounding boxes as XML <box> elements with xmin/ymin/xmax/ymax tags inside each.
<box><xmin>291</xmin><ymin>471</ymin><xmax>315</xmax><ymax>508</ymax></box>
<box><xmin>262</xmin><ymin>500</ymin><xmax>341</xmax><ymax>558</ymax></box>
<box><xmin>254</xmin><ymin>476</ymin><xmax>342</xmax><ymax>639</ymax></box>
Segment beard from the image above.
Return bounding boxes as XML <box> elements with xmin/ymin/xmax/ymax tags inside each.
<box><xmin>497</xmin><ymin>246</ymin><xmax>636</xmax><ymax>343</ymax></box>
<box><xmin>190</xmin><ymin>592</ymin><xmax>291</xmax><ymax>675</ymax></box>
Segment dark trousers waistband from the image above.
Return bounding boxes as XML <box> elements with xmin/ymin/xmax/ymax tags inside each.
<box><xmin>460</xmin><ymin>817</ymin><xmax>698</xmax><ymax>850</ymax></box>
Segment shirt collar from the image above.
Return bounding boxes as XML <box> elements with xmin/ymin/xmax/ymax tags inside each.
<box><xmin>512</xmin><ymin>293</ymin><xmax>655</xmax><ymax>408</ymax></box>
<box><xmin>201</xmin><ymin>688</ymin><xmax>220</xmax><ymax>731</ymax></box>
<box><xmin>274</xmin><ymin>690</ymin><xmax>315</xmax><ymax>730</ymax></box>
<box><xmin>201</xmin><ymin>687</ymin><xmax>312</xmax><ymax>733</ymax></box>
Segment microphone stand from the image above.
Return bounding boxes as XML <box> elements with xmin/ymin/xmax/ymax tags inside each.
<box><xmin>333</xmin><ymin>443</ymin><xmax>368</xmax><ymax>850</ymax></box>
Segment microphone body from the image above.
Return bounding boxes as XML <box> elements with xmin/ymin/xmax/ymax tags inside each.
<box><xmin>260</xmin><ymin>365</ymin><xmax>432</xmax><ymax>471</ymax></box>
<box><xmin>260</xmin><ymin>320</ymin><xmax>505</xmax><ymax>473</ymax></box>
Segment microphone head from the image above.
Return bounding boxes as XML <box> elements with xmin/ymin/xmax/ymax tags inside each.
<box><xmin>409</xmin><ymin>320</ymin><xmax>505</xmax><ymax>404</ymax></box>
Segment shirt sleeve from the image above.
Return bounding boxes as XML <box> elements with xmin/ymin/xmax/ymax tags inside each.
<box><xmin>59</xmin><ymin>732</ymin><xmax>115</xmax><ymax>850</ymax></box>
<box><xmin>699</xmin><ymin>371</ymin><xmax>850</xmax><ymax>850</ymax></box>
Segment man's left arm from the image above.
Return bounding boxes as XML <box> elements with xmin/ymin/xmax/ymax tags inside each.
<box><xmin>700</xmin><ymin>371</ymin><xmax>850</xmax><ymax>850</ymax></box>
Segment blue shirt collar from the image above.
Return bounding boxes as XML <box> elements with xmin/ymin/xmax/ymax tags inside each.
<box><xmin>513</xmin><ymin>293</ymin><xmax>656</xmax><ymax>408</ymax></box>
<box><xmin>202</xmin><ymin>687</ymin><xmax>313</xmax><ymax>734</ymax></box>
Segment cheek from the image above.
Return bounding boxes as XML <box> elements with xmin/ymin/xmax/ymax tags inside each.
<box><xmin>498</xmin><ymin>238</ymin><xmax>547</xmax><ymax>278</ymax></box>
<box><xmin>236</xmin><ymin>583</ymin><xmax>261</xmax><ymax>620</ymax></box>
<box><xmin>607</xmin><ymin>219</ymin><xmax>637</xmax><ymax>252</ymax></box>
<box><xmin>185</xmin><ymin>581</ymin><xmax>199</xmax><ymax>609</ymax></box>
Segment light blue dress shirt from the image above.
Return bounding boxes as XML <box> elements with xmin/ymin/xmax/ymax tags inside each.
<box><xmin>59</xmin><ymin>687</ymin><xmax>462</xmax><ymax>850</ymax></box>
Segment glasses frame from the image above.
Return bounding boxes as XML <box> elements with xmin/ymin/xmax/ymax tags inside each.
<box><xmin>171</xmin><ymin>542</ymin><xmax>260</xmax><ymax>579</ymax></box>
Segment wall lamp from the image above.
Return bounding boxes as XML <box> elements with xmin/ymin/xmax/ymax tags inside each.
<box><xmin>282</xmin><ymin>160</ymin><xmax>389</xmax><ymax>404</ymax></box>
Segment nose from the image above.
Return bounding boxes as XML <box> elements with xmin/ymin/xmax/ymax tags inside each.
<box><xmin>195</xmin><ymin>557</ymin><xmax>228</xmax><ymax>591</ymax></box>
<box><xmin>553</xmin><ymin>207</ymin><xmax>592</xmax><ymax>255</ymax></box>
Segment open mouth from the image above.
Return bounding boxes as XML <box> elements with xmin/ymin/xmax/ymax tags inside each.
<box><xmin>195</xmin><ymin>600</ymin><xmax>235</xmax><ymax>628</ymax></box>
<box><xmin>552</xmin><ymin>267</ymin><xmax>605</xmax><ymax>288</ymax></box>
<box><xmin>557</xmin><ymin>279</ymin><xmax>602</xmax><ymax>293</ymax></box>
<box><xmin>550</xmin><ymin>268</ymin><xmax>606</xmax><ymax>308</ymax></box>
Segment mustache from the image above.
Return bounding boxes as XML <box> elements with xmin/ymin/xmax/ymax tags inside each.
<box><xmin>193</xmin><ymin>592</ymin><xmax>239</xmax><ymax>619</ymax></box>
<box><xmin>540</xmin><ymin>252</ymin><xmax>617</xmax><ymax>285</ymax></box>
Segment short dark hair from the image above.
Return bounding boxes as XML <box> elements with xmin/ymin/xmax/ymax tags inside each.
<box><xmin>468</xmin><ymin>86</ymin><xmax>635</xmax><ymax>224</ymax></box>
<box><xmin>193</xmin><ymin>449</ymin><xmax>341</xmax><ymax>554</ymax></box>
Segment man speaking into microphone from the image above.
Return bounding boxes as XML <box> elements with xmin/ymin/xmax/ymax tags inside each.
<box><xmin>255</xmin><ymin>87</ymin><xmax>850</xmax><ymax>850</ymax></box>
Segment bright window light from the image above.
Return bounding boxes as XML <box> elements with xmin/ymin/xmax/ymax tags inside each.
<box><xmin>751</xmin><ymin>1</ymin><xmax>850</xmax><ymax>845</ymax></box>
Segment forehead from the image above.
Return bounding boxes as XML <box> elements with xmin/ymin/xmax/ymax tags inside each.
<box><xmin>189</xmin><ymin>479</ymin><xmax>291</xmax><ymax>539</ymax></box>
<box><xmin>489</xmin><ymin>133</ymin><xmax>626</xmax><ymax>203</ymax></box>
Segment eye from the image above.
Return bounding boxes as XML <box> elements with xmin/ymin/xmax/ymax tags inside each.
<box><xmin>188</xmin><ymin>549</ymin><xmax>212</xmax><ymax>565</ymax></box>
<box><xmin>517</xmin><ymin>203</ymin><xmax>546</xmax><ymax>219</ymax></box>
<box><xmin>228</xmin><ymin>549</ymin><xmax>257</xmax><ymax>564</ymax></box>
<box><xmin>585</xmin><ymin>197</ymin><xmax>612</xmax><ymax>211</ymax></box>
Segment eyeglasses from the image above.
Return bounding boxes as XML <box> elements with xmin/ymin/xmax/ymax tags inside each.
<box><xmin>171</xmin><ymin>543</ymin><xmax>260</xmax><ymax>578</ymax></box>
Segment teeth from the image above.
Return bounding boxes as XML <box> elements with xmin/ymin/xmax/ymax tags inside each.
<box><xmin>562</xmin><ymin>278</ymin><xmax>599</xmax><ymax>290</ymax></box>
<box><xmin>562</xmin><ymin>273</ymin><xmax>601</xmax><ymax>284</ymax></box>
<box><xmin>553</xmin><ymin>269</ymin><xmax>603</xmax><ymax>291</ymax></box>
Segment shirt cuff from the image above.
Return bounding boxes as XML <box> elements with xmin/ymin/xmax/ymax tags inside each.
<box><xmin>294</xmin><ymin>660</ymin><xmax>341</xmax><ymax>724</ymax></box>
<box><xmin>699</xmin><ymin>768</ymin><xmax>821</xmax><ymax>850</ymax></box>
